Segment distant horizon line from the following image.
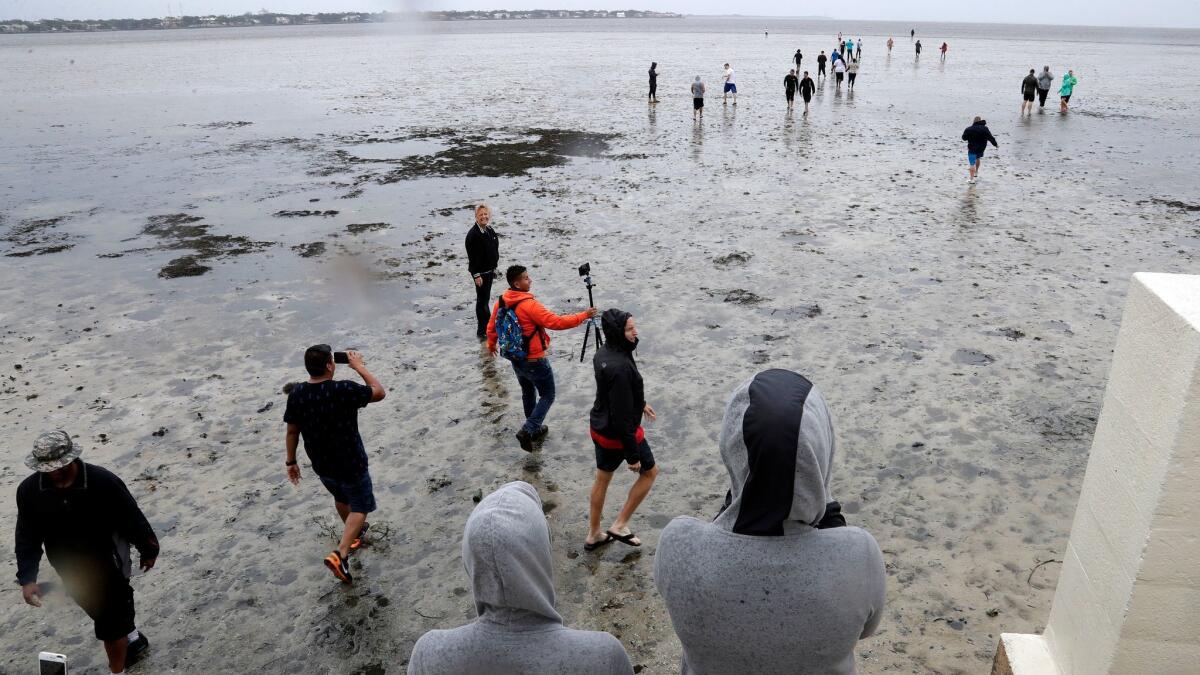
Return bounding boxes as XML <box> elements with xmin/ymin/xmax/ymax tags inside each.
<box><xmin>1</xmin><ymin>10</ymin><xmax>1196</xmax><ymax>32</ymax></box>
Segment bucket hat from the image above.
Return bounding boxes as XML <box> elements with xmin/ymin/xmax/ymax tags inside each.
<box><xmin>25</xmin><ymin>430</ymin><xmax>81</xmax><ymax>472</ymax></box>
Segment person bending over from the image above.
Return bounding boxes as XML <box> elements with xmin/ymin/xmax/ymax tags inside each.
<box><xmin>487</xmin><ymin>265</ymin><xmax>597</xmax><ymax>452</ymax></box>
<box><xmin>284</xmin><ymin>345</ymin><xmax>386</xmax><ymax>584</ymax></box>
<box><xmin>585</xmin><ymin>310</ymin><xmax>658</xmax><ymax>551</ymax></box>
<box><xmin>654</xmin><ymin>370</ymin><xmax>885</xmax><ymax>675</ymax></box>
<box><xmin>16</xmin><ymin>431</ymin><xmax>158</xmax><ymax>675</ymax></box>
<box><xmin>408</xmin><ymin>481</ymin><xmax>634</xmax><ymax>675</ymax></box>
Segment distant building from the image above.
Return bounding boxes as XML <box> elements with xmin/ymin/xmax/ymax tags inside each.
<box><xmin>615</xmin><ymin>12</ymin><xmax>626</xmax><ymax>17</ymax></box>
<box><xmin>275</xmin><ymin>16</ymin><xmax>291</xmax><ymax>24</ymax></box>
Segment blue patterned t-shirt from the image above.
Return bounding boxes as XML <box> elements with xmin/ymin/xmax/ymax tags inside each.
<box><xmin>283</xmin><ymin>379</ymin><xmax>373</xmax><ymax>480</ymax></box>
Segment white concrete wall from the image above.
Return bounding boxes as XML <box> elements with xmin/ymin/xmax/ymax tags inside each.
<box><xmin>1043</xmin><ymin>273</ymin><xmax>1200</xmax><ymax>674</ymax></box>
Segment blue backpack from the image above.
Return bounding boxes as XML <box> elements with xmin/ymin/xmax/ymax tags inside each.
<box><xmin>496</xmin><ymin>298</ymin><xmax>543</xmax><ymax>362</ymax></box>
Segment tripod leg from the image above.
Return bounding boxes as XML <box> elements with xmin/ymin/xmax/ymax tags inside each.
<box><xmin>580</xmin><ymin>320</ymin><xmax>590</xmax><ymax>362</ymax></box>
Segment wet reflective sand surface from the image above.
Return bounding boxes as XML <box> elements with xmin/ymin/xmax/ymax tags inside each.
<box><xmin>1</xmin><ymin>18</ymin><xmax>1198</xmax><ymax>674</ymax></box>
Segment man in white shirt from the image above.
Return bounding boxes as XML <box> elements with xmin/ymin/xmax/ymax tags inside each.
<box><xmin>723</xmin><ymin>63</ymin><xmax>737</xmax><ymax>105</ymax></box>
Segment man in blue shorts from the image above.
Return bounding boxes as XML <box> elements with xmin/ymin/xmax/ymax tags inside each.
<box><xmin>961</xmin><ymin>116</ymin><xmax>998</xmax><ymax>184</ymax></box>
<box><xmin>284</xmin><ymin>345</ymin><xmax>386</xmax><ymax>584</ymax></box>
<box><xmin>723</xmin><ymin>63</ymin><xmax>737</xmax><ymax>105</ymax></box>
<box><xmin>584</xmin><ymin>309</ymin><xmax>658</xmax><ymax>551</ymax></box>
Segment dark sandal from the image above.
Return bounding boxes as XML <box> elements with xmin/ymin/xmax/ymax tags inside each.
<box><xmin>606</xmin><ymin>530</ymin><xmax>642</xmax><ymax>547</ymax></box>
<box><xmin>584</xmin><ymin>533</ymin><xmax>615</xmax><ymax>551</ymax></box>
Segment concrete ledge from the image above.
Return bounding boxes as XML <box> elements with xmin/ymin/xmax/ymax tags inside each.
<box><xmin>992</xmin><ymin>634</ymin><xmax>1059</xmax><ymax>675</ymax></box>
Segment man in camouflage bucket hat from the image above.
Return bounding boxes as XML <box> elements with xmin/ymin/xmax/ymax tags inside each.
<box><xmin>15</xmin><ymin>430</ymin><xmax>159</xmax><ymax>675</ymax></box>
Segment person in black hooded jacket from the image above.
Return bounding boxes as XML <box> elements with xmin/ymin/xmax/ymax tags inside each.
<box><xmin>584</xmin><ymin>309</ymin><xmax>658</xmax><ymax>551</ymax></box>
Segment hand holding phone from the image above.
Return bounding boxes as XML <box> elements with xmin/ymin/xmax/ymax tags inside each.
<box><xmin>333</xmin><ymin>351</ymin><xmax>349</xmax><ymax>364</ymax></box>
<box><xmin>39</xmin><ymin>652</ymin><xmax>68</xmax><ymax>675</ymax></box>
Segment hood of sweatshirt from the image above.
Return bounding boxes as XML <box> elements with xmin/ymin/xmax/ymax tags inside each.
<box><xmin>500</xmin><ymin>288</ymin><xmax>534</xmax><ymax>306</ymax></box>
<box><xmin>463</xmin><ymin>481</ymin><xmax>562</xmax><ymax>628</ymax></box>
<box><xmin>713</xmin><ymin>369</ymin><xmax>836</xmax><ymax>535</ymax></box>
<box><xmin>600</xmin><ymin>308</ymin><xmax>637</xmax><ymax>352</ymax></box>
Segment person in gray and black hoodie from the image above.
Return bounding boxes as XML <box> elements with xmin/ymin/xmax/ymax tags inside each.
<box><xmin>464</xmin><ymin>204</ymin><xmax>499</xmax><ymax>339</ymax></box>
<box><xmin>584</xmin><ymin>309</ymin><xmax>658</xmax><ymax>551</ymax></box>
<box><xmin>654</xmin><ymin>370</ymin><xmax>885</xmax><ymax>675</ymax></box>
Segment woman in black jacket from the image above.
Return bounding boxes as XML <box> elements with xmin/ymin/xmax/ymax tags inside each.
<box><xmin>585</xmin><ymin>309</ymin><xmax>658</xmax><ymax>551</ymax></box>
<box><xmin>464</xmin><ymin>204</ymin><xmax>499</xmax><ymax>339</ymax></box>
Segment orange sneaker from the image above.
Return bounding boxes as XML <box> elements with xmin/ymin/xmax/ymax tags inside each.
<box><xmin>324</xmin><ymin>550</ymin><xmax>352</xmax><ymax>584</ymax></box>
<box><xmin>349</xmin><ymin>522</ymin><xmax>370</xmax><ymax>552</ymax></box>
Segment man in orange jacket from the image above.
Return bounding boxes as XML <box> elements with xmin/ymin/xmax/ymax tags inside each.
<box><xmin>487</xmin><ymin>265</ymin><xmax>598</xmax><ymax>452</ymax></box>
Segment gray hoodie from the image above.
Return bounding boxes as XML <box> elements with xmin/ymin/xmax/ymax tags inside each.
<box><xmin>408</xmin><ymin>482</ymin><xmax>633</xmax><ymax>675</ymax></box>
<box><xmin>1037</xmin><ymin>68</ymin><xmax>1055</xmax><ymax>90</ymax></box>
<box><xmin>653</xmin><ymin>370</ymin><xmax>886</xmax><ymax>675</ymax></box>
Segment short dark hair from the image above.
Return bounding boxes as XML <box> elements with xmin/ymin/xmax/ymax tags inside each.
<box><xmin>304</xmin><ymin>344</ymin><xmax>332</xmax><ymax>377</ymax></box>
<box><xmin>506</xmin><ymin>265</ymin><xmax>527</xmax><ymax>287</ymax></box>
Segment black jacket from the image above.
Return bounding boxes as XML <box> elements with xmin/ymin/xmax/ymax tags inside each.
<box><xmin>1021</xmin><ymin>74</ymin><xmax>1038</xmax><ymax>96</ymax></box>
<box><xmin>464</xmin><ymin>223</ymin><xmax>499</xmax><ymax>278</ymax></box>
<box><xmin>15</xmin><ymin>461</ymin><xmax>159</xmax><ymax>585</ymax></box>
<box><xmin>590</xmin><ymin>309</ymin><xmax>645</xmax><ymax>462</ymax></box>
<box><xmin>962</xmin><ymin>121</ymin><xmax>998</xmax><ymax>155</ymax></box>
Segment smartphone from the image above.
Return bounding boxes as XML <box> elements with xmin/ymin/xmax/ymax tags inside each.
<box><xmin>333</xmin><ymin>351</ymin><xmax>349</xmax><ymax>364</ymax></box>
<box><xmin>38</xmin><ymin>652</ymin><xmax>68</xmax><ymax>675</ymax></box>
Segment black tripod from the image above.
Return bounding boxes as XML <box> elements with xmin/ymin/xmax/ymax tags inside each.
<box><xmin>578</xmin><ymin>263</ymin><xmax>603</xmax><ymax>362</ymax></box>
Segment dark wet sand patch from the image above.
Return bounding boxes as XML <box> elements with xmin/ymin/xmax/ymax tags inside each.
<box><xmin>291</xmin><ymin>242</ymin><xmax>327</xmax><ymax>258</ymax></box>
<box><xmin>2</xmin><ymin>216</ymin><xmax>77</xmax><ymax>257</ymax></box>
<box><xmin>346</xmin><ymin>222</ymin><xmax>391</xmax><ymax>234</ymax></box>
<box><xmin>100</xmin><ymin>213</ymin><xmax>274</xmax><ymax>278</ymax></box>
<box><xmin>274</xmin><ymin>210</ymin><xmax>339</xmax><ymax>218</ymax></box>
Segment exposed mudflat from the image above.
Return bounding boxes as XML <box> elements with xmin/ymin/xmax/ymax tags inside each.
<box><xmin>1</xmin><ymin>18</ymin><xmax>1199</xmax><ymax>675</ymax></box>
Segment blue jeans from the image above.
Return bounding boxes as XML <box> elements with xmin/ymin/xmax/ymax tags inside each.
<box><xmin>511</xmin><ymin>358</ymin><xmax>555</xmax><ymax>434</ymax></box>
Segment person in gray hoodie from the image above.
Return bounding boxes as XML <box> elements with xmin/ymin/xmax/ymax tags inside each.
<box><xmin>653</xmin><ymin>369</ymin><xmax>886</xmax><ymax>675</ymax></box>
<box><xmin>1036</xmin><ymin>66</ymin><xmax>1055</xmax><ymax>109</ymax></box>
<box><xmin>408</xmin><ymin>481</ymin><xmax>634</xmax><ymax>675</ymax></box>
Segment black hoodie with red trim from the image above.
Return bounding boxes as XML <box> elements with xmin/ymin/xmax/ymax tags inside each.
<box><xmin>589</xmin><ymin>309</ymin><xmax>645</xmax><ymax>462</ymax></box>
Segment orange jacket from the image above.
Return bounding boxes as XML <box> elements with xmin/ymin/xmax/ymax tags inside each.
<box><xmin>486</xmin><ymin>289</ymin><xmax>590</xmax><ymax>360</ymax></box>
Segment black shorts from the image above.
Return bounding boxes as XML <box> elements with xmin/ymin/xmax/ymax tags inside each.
<box><xmin>1038</xmin><ymin>88</ymin><xmax>1049</xmax><ymax>104</ymax></box>
<box><xmin>848</xmin><ymin>73</ymin><xmax>857</xmax><ymax>83</ymax></box>
<box><xmin>63</xmin><ymin>570</ymin><xmax>136</xmax><ymax>641</ymax></box>
<box><xmin>693</xmin><ymin>97</ymin><xmax>704</xmax><ymax>110</ymax></box>
<box><xmin>818</xmin><ymin>64</ymin><xmax>826</xmax><ymax>73</ymax></box>
<box><xmin>835</xmin><ymin>72</ymin><xmax>844</xmax><ymax>82</ymax></box>
<box><xmin>1024</xmin><ymin>92</ymin><xmax>1035</xmax><ymax>101</ymax></box>
<box><xmin>786</xmin><ymin>90</ymin><xmax>795</xmax><ymax>101</ymax></box>
<box><xmin>802</xmin><ymin>92</ymin><xmax>812</xmax><ymax>102</ymax></box>
<box><xmin>1061</xmin><ymin>94</ymin><xmax>1071</xmax><ymax>103</ymax></box>
<box><xmin>594</xmin><ymin>438</ymin><xmax>656</xmax><ymax>474</ymax></box>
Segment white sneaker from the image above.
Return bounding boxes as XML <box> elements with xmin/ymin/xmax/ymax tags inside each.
<box><xmin>968</xmin><ymin>177</ymin><xmax>977</xmax><ymax>184</ymax></box>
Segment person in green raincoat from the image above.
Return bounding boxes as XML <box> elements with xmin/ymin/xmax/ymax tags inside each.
<box><xmin>1059</xmin><ymin>69</ymin><xmax>1078</xmax><ymax>112</ymax></box>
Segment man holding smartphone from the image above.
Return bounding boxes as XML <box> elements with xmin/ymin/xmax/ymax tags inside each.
<box><xmin>15</xmin><ymin>430</ymin><xmax>158</xmax><ymax>675</ymax></box>
<box><xmin>284</xmin><ymin>345</ymin><xmax>386</xmax><ymax>584</ymax></box>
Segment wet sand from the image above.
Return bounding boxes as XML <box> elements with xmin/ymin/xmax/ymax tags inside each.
<box><xmin>1</xmin><ymin>18</ymin><xmax>1199</xmax><ymax>674</ymax></box>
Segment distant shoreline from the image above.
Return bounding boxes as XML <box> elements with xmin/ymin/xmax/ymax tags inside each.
<box><xmin>0</xmin><ymin>10</ymin><xmax>684</xmax><ymax>34</ymax></box>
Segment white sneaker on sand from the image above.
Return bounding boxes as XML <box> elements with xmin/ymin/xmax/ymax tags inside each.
<box><xmin>968</xmin><ymin>177</ymin><xmax>977</xmax><ymax>184</ymax></box>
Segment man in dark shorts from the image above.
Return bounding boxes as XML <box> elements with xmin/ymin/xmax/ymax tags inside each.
<box><xmin>816</xmin><ymin>51</ymin><xmax>827</xmax><ymax>81</ymax></box>
<box><xmin>16</xmin><ymin>430</ymin><xmax>158</xmax><ymax>675</ymax></box>
<box><xmin>285</xmin><ymin>345</ymin><xmax>386</xmax><ymax>584</ymax></box>
<box><xmin>799</xmin><ymin>70</ymin><xmax>815</xmax><ymax>114</ymax></box>
<box><xmin>691</xmin><ymin>75</ymin><xmax>705</xmax><ymax>119</ymax></box>
<box><xmin>793</xmin><ymin>48</ymin><xmax>802</xmax><ymax>71</ymax></box>
<box><xmin>584</xmin><ymin>309</ymin><xmax>658</xmax><ymax>551</ymax></box>
<box><xmin>784</xmin><ymin>69</ymin><xmax>798</xmax><ymax>111</ymax></box>
<box><xmin>962</xmin><ymin>115</ymin><xmax>999</xmax><ymax>184</ymax></box>
<box><xmin>1021</xmin><ymin>68</ymin><xmax>1038</xmax><ymax>115</ymax></box>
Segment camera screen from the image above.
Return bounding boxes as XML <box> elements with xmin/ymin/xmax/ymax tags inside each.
<box><xmin>39</xmin><ymin>659</ymin><xmax>66</xmax><ymax>675</ymax></box>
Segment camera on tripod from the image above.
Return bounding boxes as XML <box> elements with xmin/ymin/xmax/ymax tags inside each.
<box><xmin>578</xmin><ymin>262</ymin><xmax>602</xmax><ymax>362</ymax></box>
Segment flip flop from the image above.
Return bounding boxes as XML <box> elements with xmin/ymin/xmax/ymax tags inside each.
<box><xmin>584</xmin><ymin>533</ymin><xmax>615</xmax><ymax>551</ymax></box>
<box><xmin>606</xmin><ymin>530</ymin><xmax>642</xmax><ymax>547</ymax></box>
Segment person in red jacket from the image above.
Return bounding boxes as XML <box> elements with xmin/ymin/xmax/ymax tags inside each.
<box><xmin>487</xmin><ymin>265</ymin><xmax>598</xmax><ymax>452</ymax></box>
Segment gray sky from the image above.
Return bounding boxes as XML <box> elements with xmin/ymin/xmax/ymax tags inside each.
<box><xmin>4</xmin><ymin>0</ymin><xmax>1198</xmax><ymax>28</ymax></box>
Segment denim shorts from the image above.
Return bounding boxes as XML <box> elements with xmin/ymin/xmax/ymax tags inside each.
<box><xmin>318</xmin><ymin>471</ymin><xmax>377</xmax><ymax>514</ymax></box>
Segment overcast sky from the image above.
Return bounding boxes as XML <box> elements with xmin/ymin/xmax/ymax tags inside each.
<box><xmin>4</xmin><ymin>0</ymin><xmax>1198</xmax><ymax>28</ymax></box>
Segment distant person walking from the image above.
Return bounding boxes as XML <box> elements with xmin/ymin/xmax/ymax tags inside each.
<box><xmin>1036</xmin><ymin>66</ymin><xmax>1054</xmax><ymax>108</ymax></box>
<box><xmin>840</xmin><ymin>40</ymin><xmax>847</xmax><ymax>57</ymax></box>
<box><xmin>817</xmin><ymin>51</ymin><xmax>828</xmax><ymax>81</ymax></box>
<box><xmin>465</xmin><ymin>203</ymin><xmax>499</xmax><ymax>340</ymax></box>
<box><xmin>800</xmin><ymin>71</ymin><xmax>815</xmax><ymax>113</ymax></box>
<box><xmin>856</xmin><ymin>38</ymin><xmax>862</xmax><ymax>60</ymax></box>
<box><xmin>691</xmin><ymin>76</ymin><xmax>706</xmax><ymax>119</ymax></box>
<box><xmin>887</xmin><ymin>37</ymin><xmax>894</xmax><ymax>53</ymax></box>
<box><xmin>794</xmin><ymin>48</ymin><xmax>803</xmax><ymax>70</ymax></box>
<box><xmin>845</xmin><ymin>38</ymin><xmax>854</xmax><ymax>57</ymax></box>
<box><xmin>911</xmin><ymin>28</ymin><xmax>915</xmax><ymax>40</ymax></box>
<box><xmin>833</xmin><ymin>58</ymin><xmax>847</xmax><ymax>89</ymax></box>
<box><xmin>722</xmin><ymin>63</ymin><xmax>737</xmax><ymax>105</ymax></box>
<box><xmin>1059</xmin><ymin>69</ymin><xmax>1078</xmax><ymax>112</ymax></box>
<box><xmin>847</xmin><ymin>59</ymin><xmax>859</xmax><ymax>90</ymax></box>
<box><xmin>962</xmin><ymin>116</ymin><xmax>999</xmax><ymax>184</ymax></box>
<box><xmin>784</xmin><ymin>69</ymin><xmax>799</xmax><ymax>110</ymax></box>
<box><xmin>940</xmin><ymin>42</ymin><xmax>948</xmax><ymax>61</ymax></box>
<box><xmin>648</xmin><ymin>62</ymin><xmax>658</xmax><ymax>103</ymax></box>
<box><xmin>915</xmin><ymin>40</ymin><xmax>922</xmax><ymax>58</ymax></box>
<box><xmin>1021</xmin><ymin>68</ymin><xmax>1038</xmax><ymax>114</ymax></box>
